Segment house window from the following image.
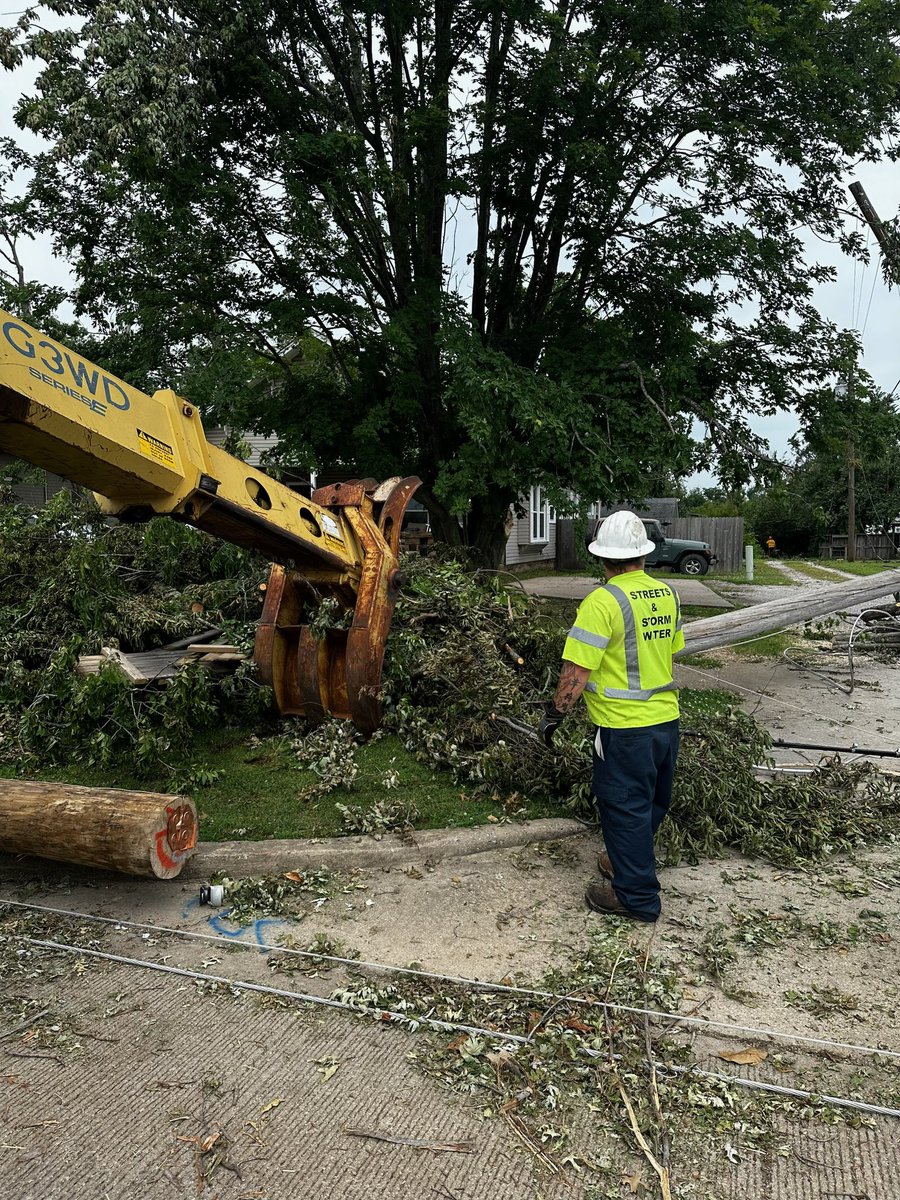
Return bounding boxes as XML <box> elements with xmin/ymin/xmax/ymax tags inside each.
<box><xmin>529</xmin><ymin>486</ymin><xmax>554</xmax><ymax>543</ymax></box>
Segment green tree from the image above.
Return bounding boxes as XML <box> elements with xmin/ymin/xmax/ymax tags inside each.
<box><xmin>3</xmin><ymin>1</ymin><xmax>899</xmax><ymax>563</ymax></box>
<box><xmin>679</xmin><ymin>485</ymin><xmax>746</xmax><ymax>518</ymax></box>
<box><xmin>744</xmin><ymin>482</ymin><xmax>826</xmax><ymax>555</ymax></box>
<box><xmin>792</xmin><ymin>383</ymin><xmax>900</xmax><ymax>548</ymax></box>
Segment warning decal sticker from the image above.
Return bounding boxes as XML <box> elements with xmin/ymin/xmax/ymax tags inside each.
<box><xmin>320</xmin><ymin>512</ymin><xmax>344</xmax><ymax>543</ymax></box>
<box><xmin>137</xmin><ymin>428</ymin><xmax>176</xmax><ymax>468</ymax></box>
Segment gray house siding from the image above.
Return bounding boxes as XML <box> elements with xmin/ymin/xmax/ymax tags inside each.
<box><xmin>1</xmin><ymin>452</ymin><xmax>78</xmax><ymax>507</ymax></box>
<box><xmin>204</xmin><ymin>427</ymin><xmax>282</xmax><ymax>467</ymax></box>
<box><xmin>504</xmin><ymin>496</ymin><xmax>558</xmax><ymax>567</ymax></box>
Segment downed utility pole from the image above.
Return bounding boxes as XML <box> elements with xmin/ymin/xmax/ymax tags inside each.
<box><xmin>848</xmin><ymin>180</ymin><xmax>900</xmax><ymax>285</ymax></box>
<box><xmin>681</xmin><ymin>568</ymin><xmax>900</xmax><ymax>657</ymax></box>
<box><xmin>0</xmin><ymin>780</ymin><xmax>197</xmax><ymax>879</ymax></box>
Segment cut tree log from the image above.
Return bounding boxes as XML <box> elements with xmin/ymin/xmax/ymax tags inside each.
<box><xmin>682</xmin><ymin>568</ymin><xmax>900</xmax><ymax>656</ymax></box>
<box><xmin>0</xmin><ymin>781</ymin><xmax>197</xmax><ymax>879</ymax></box>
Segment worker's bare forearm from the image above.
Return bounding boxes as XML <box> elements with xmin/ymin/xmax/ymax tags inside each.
<box><xmin>553</xmin><ymin>661</ymin><xmax>592</xmax><ymax>714</ymax></box>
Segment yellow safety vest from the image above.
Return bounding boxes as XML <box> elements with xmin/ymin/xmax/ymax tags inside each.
<box><xmin>562</xmin><ymin>570</ymin><xmax>685</xmax><ymax>728</ymax></box>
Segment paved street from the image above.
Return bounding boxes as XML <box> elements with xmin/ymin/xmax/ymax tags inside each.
<box><xmin>2</xmin><ymin>823</ymin><xmax>898</xmax><ymax>1200</ymax></box>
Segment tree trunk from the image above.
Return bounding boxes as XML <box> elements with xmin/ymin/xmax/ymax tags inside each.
<box><xmin>417</xmin><ymin>486</ymin><xmax>464</xmax><ymax>550</ymax></box>
<box><xmin>418</xmin><ymin>486</ymin><xmax>513</xmax><ymax>569</ymax></box>
<box><xmin>468</xmin><ymin>489</ymin><xmax>514</xmax><ymax>569</ymax></box>
<box><xmin>0</xmin><ymin>780</ymin><xmax>198</xmax><ymax>879</ymax></box>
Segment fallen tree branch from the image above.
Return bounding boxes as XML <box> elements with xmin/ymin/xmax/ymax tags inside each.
<box><xmin>0</xmin><ymin>1009</ymin><xmax>49</xmax><ymax>1041</ymax></box>
<box><xmin>344</xmin><ymin>1128</ymin><xmax>475</xmax><ymax>1154</ymax></box>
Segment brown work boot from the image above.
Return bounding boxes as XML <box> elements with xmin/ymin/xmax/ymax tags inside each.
<box><xmin>597</xmin><ymin>850</ymin><xmax>613</xmax><ymax>880</ymax></box>
<box><xmin>584</xmin><ymin>879</ymin><xmax>656</xmax><ymax>923</ymax></box>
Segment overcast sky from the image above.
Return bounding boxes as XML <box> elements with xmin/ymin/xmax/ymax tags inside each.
<box><xmin>2</xmin><ymin>47</ymin><xmax>897</xmax><ymax>482</ymax></box>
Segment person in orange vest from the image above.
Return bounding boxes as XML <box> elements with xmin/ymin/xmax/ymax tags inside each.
<box><xmin>766</xmin><ymin>534</ymin><xmax>776</xmax><ymax>557</ymax></box>
<box><xmin>537</xmin><ymin>511</ymin><xmax>683</xmax><ymax>922</ymax></box>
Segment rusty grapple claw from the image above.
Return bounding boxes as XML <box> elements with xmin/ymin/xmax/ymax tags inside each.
<box><xmin>253</xmin><ymin>476</ymin><xmax>421</xmax><ymax>733</ymax></box>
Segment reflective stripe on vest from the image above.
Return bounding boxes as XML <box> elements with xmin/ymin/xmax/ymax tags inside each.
<box><xmin>567</xmin><ymin>625</ymin><xmax>610</xmax><ymax>649</ymax></box>
<box><xmin>603</xmin><ymin>580</ymin><xmax>676</xmax><ymax>702</ymax></box>
<box><xmin>603</xmin><ymin>682</ymin><xmax>679</xmax><ymax>700</ymax></box>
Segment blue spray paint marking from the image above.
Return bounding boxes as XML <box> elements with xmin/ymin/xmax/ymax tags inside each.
<box><xmin>181</xmin><ymin>895</ymin><xmax>287</xmax><ymax>949</ymax></box>
<box><xmin>208</xmin><ymin>912</ymin><xmax>286</xmax><ymax>948</ymax></box>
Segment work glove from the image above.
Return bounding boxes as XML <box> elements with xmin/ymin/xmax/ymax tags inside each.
<box><xmin>536</xmin><ymin>700</ymin><xmax>566</xmax><ymax>748</ymax></box>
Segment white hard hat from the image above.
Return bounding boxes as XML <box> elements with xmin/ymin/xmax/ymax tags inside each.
<box><xmin>588</xmin><ymin>510</ymin><xmax>655</xmax><ymax>559</ymax></box>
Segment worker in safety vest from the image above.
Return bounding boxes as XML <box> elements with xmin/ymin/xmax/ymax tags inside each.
<box><xmin>537</xmin><ymin>510</ymin><xmax>684</xmax><ymax>922</ymax></box>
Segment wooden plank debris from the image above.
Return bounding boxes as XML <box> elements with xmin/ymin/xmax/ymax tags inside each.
<box><xmin>682</xmin><ymin>568</ymin><xmax>900</xmax><ymax>655</ymax></box>
<box><xmin>75</xmin><ymin>643</ymin><xmax>248</xmax><ymax>684</ymax></box>
<box><xmin>100</xmin><ymin>646</ymin><xmax>147</xmax><ymax>683</ymax></box>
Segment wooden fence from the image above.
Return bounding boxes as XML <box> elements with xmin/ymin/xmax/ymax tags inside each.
<box><xmin>820</xmin><ymin>533</ymin><xmax>900</xmax><ymax>561</ymax></box>
<box><xmin>553</xmin><ymin>515</ymin><xmax>746</xmax><ymax>573</ymax></box>
<box><xmin>665</xmin><ymin>517</ymin><xmax>745</xmax><ymax>573</ymax></box>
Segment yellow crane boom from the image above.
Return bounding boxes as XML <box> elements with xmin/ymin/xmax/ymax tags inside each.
<box><xmin>0</xmin><ymin>309</ymin><xmax>420</xmax><ymax>732</ymax></box>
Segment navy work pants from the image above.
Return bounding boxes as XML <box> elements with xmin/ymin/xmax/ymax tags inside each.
<box><xmin>591</xmin><ymin>719</ymin><xmax>680</xmax><ymax>921</ymax></box>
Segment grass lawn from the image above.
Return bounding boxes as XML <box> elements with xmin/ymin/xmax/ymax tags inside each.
<box><xmin>782</xmin><ymin>560</ymin><xmax>846</xmax><ymax>581</ymax></box>
<box><xmin>807</xmin><ymin>558</ymin><xmax>900</xmax><ymax>577</ymax></box>
<box><xmin>730</xmin><ymin>629</ymin><xmax>801</xmax><ymax>658</ymax></box>
<box><xmin>0</xmin><ymin>685</ymin><xmax>738</xmax><ymax>842</ymax></box>
<box><xmin>0</xmin><ymin>727</ymin><xmax>568</xmax><ymax>841</ymax></box>
<box><xmin>676</xmin><ymin>653</ymin><xmax>725</xmax><ymax>669</ymax></box>
<box><xmin>679</xmin><ymin>629</ymin><xmax>798</xmax><ymax>665</ymax></box>
<box><xmin>507</xmin><ymin>564</ymin><xmax>591</xmax><ymax>581</ymax></box>
<box><xmin>679</xmin><ymin>603</ymin><xmax>734</xmax><ymax>619</ymax></box>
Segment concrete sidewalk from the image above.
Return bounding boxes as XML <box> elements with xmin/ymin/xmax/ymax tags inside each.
<box><xmin>0</xmin><ymin>817</ymin><xmax>586</xmax><ymax>887</ymax></box>
<box><xmin>0</xmin><ymin>964</ymin><xmax>579</xmax><ymax>1200</ymax></box>
<box><xmin>2</xmin><ymin>831</ymin><xmax>898</xmax><ymax>1198</ymax></box>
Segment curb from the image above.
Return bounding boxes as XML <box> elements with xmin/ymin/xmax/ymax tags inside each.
<box><xmin>180</xmin><ymin>817</ymin><xmax>587</xmax><ymax>881</ymax></box>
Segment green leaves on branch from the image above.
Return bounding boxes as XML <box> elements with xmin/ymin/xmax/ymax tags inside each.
<box><xmin>0</xmin><ymin>494</ymin><xmax>270</xmax><ymax>776</ymax></box>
